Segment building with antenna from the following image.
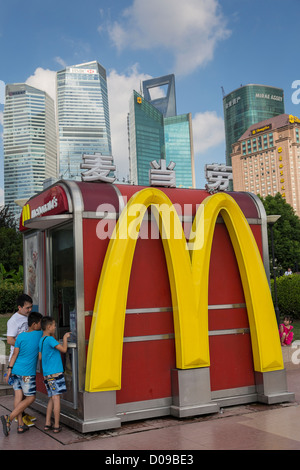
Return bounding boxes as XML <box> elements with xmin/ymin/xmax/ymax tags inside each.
<box><xmin>56</xmin><ymin>61</ymin><xmax>112</xmax><ymax>180</ymax></box>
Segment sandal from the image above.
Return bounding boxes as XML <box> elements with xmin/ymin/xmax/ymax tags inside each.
<box><xmin>53</xmin><ymin>426</ymin><xmax>62</xmax><ymax>433</ymax></box>
<box><xmin>44</xmin><ymin>424</ymin><xmax>53</xmax><ymax>431</ymax></box>
<box><xmin>17</xmin><ymin>425</ymin><xmax>29</xmax><ymax>434</ymax></box>
<box><xmin>1</xmin><ymin>415</ymin><xmax>11</xmax><ymax>436</ymax></box>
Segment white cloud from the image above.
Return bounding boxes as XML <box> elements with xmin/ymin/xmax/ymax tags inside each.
<box><xmin>25</xmin><ymin>67</ymin><xmax>57</xmax><ymax>101</ymax></box>
<box><xmin>192</xmin><ymin>111</ymin><xmax>225</xmax><ymax>155</ymax></box>
<box><xmin>107</xmin><ymin>0</ymin><xmax>230</xmax><ymax>75</ymax></box>
<box><xmin>54</xmin><ymin>56</ymin><xmax>68</xmax><ymax>68</ymax></box>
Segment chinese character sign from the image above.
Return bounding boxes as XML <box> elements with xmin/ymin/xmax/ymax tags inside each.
<box><xmin>81</xmin><ymin>153</ymin><xmax>116</xmax><ymax>183</ymax></box>
<box><xmin>149</xmin><ymin>159</ymin><xmax>176</xmax><ymax>188</ymax></box>
<box><xmin>205</xmin><ymin>164</ymin><xmax>233</xmax><ymax>193</ymax></box>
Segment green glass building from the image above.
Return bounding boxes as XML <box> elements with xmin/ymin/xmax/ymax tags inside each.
<box><xmin>223</xmin><ymin>84</ymin><xmax>285</xmax><ymax>167</ymax></box>
<box><xmin>164</xmin><ymin>114</ymin><xmax>195</xmax><ymax>188</ymax></box>
<box><xmin>128</xmin><ymin>90</ymin><xmax>165</xmax><ymax>186</ymax></box>
<box><xmin>128</xmin><ymin>90</ymin><xmax>195</xmax><ymax>188</ymax></box>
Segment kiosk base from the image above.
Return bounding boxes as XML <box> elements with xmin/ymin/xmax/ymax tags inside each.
<box><xmin>255</xmin><ymin>369</ymin><xmax>295</xmax><ymax>405</ymax></box>
<box><xmin>170</xmin><ymin>368</ymin><xmax>219</xmax><ymax>418</ymax></box>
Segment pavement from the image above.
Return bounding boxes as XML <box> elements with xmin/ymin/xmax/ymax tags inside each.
<box><xmin>1</xmin><ymin>362</ymin><xmax>300</xmax><ymax>452</ymax></box>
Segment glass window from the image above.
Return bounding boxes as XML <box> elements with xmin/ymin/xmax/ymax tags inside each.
<box><xmin>51</xmin><ymin>223</ymin><xmax>76</xmax><ymax>340</ymax></box>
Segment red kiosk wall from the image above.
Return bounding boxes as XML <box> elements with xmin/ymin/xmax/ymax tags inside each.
<box><xmin>83</xmin><ymin>227</ymin><xmax>261</xmax><ymax>403</ymax></box>
<box><xmin>81</xmin><ymin>187</ymin><xmax>263</xmax><ymax>404</ymax></box>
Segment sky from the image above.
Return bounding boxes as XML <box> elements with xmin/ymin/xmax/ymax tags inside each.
<box><xmin>1</xmin><ymin>0</ymin><xmax>300</xmax><ymax>205</ymax></box>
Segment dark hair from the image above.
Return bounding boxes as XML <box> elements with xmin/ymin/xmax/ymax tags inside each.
<box><xmin>41</xmin><ymin>316</ymin><xmax>55</xmax><ymax>331</ymax></box>
<box><xmin>17</xmin><ymin>294</ymin><xmax>33</xmax><ymax>308</ymax></box>
<box><xmin>284</xmin><ymin>315</ymin><xmax>293</xmax><ymax>323</ymax></box>
<box><xmin>28</xmin><ymin>311</ymin><xmax>43</xmax><ymax>327</ymax></box>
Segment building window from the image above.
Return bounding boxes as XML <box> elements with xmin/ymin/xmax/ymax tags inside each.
<box><xmin>269</xmin><ymin>133</ymin><xmax>273</xmax><ymax>147</ymax></box>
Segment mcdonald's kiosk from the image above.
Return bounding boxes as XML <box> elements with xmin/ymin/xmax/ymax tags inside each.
<box><xmin>20</xmin><ymin>181</ymin><xmax>294</xmax><ymax>433</ymax></box>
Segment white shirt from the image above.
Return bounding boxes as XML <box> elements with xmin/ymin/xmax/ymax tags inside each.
<box><xmin>6</xmin><ymin>312</ymin><xmax>28</xmax><ymax>360</ymax></box>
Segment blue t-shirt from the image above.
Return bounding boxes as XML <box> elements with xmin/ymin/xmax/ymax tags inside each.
<box><xmin>39</xmin><ymin>335</ymin><xmax>64</xmax><ymax>376</ymax></box>
<box><xmin>12</xmin><ymin>330</ymin><xmax>43</xmax><ymax>376</ymax></box>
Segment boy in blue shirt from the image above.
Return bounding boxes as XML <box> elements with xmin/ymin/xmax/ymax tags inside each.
<box><xmin>1</xmin><ymin>311</ymin><xmax>43</xmax><ymax>436</ymax></box>
<box><xmin>39</xmin><ymin>316</ymin><xmax>70</xmax><ymax>433</ymax></box>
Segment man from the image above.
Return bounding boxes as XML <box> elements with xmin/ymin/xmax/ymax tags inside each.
<box><xmin>6</xmin><ymin>294</ymin><xmax>36</xmax><ymax>427</ymax></box>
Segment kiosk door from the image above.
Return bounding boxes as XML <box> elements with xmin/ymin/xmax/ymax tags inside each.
<box><xmin>49</xmin><ymin>223</ymin><xmax>78</xmax><ymax>407</ymax></box>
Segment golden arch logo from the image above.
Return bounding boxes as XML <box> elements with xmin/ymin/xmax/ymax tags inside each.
<box><xmin>22</xmin><ymin>204</ymin><xmax>31</xmax><ymax>225</ymax></box>
<box><xmin>85</xmin><ymin>189</ymin><xmax>283</xmax><ymax>392</ymax></box>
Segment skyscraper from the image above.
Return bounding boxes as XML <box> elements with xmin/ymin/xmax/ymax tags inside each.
<box><xmin>3</xmin><ymin>84</ymin><xmax>57</xmax><ymax>218</ymax></box>
<box><xmin>128</xmin><ymin>75</ymin><xmax>195</xmax><ymax>188</ymax></box>
<box><xmin>142</xmin><ymin>74</ymin><xmax>177</xmax><ymax>118</ymax></box>
<box><xmin>57</xmin><ymin>61</ymin><xmax>112</xmax><ymax>180</ymax></box>
<box><xmin>223</xmin><ymin>84</ymin><xmax>285</xmax><ymax>167</ymax></box>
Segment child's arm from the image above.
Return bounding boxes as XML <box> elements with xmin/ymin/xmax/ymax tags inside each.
<box><xmin>5</xmin><ymin>347</ymin><xmax>19</xmax><ymax>383</ymax></box>
<box><xmin>286</xmin><ymin>326</ymin><xmax>294</xmax><ymax>338</ymax></box>
<box><xmin>55</xmin><ymin>332</ymin><xmax>71</xmax><ymax>354</ymax></box>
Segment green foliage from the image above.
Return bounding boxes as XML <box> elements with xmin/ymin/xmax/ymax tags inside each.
<box><xmin>271</xmin><ymin>275</ymin><xmax>300</xmax><ymax>319</ymax></box>
<box><xmin>0</xmin><ymin>281</ymin><xmax>23</xmax><ymax>313</ymax></box>
<box><xmin>0</xmin><ymin>204</ymin><xmax>23</xmax><ymax>275</ymax></box>
<box><xmin>0</xmin><ymin>205</ymin><xmax>17</xmax><ymax>229</ymax></box>
<box><xmin>259</xmin><ymin>193</ymin><xmax>300</xmax><ymax>272</ymax></box>
<box><xmin>0</xmin><ymin>226</ymin><xmax>23</xmax><ymax>272</ymax></box>
<box><xmin>0</xmin><ymin>263</ymin><xmax>23</xmax><ymax>283</ymax></box>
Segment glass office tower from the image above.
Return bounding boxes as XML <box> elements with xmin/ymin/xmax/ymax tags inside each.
<box><xmin>3</xmin><ymin>84</ymin><xmax>57</xmax><ymax>219</ymax></box>
<box><xmin>164</xmin><ymin>114</ymin><xmax>195</xmax><ymax>188</ymax></box>
<box><xmin>129</xmin><ymin>75</ymin><xmax>195</xmax><ymax>188</ymax></box>
<box><xmin>57</xmin><ymin>61</ymin><xmax>112</xmax><ymax>179</ymax></box>
<box><xmin>223</xmin><ymin>84</ymin><xmax>285</xmax><ymax>167</ymax></box>
<box><xmin>128</xmin><ymin>90</ymin><xmax>165</xmax><ymax>185</ymax></box>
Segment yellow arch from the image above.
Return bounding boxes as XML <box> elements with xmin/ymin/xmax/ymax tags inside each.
<box><xmin>191</xmin><ymin>192</ymin><xmax>283</xmax><ymax>374</ymax></box>
<box><xmin>85</xmin><ymin>189</ymin><xmax>283</xmax><ymax>392</ymax></box>
<box><xmin>85</xmin><ymin>188</ymin><xmax>204</xmax><ymax>392</ymax></box>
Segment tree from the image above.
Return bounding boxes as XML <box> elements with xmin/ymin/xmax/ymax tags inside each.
<box><xmin>0</xmin><ymin>205</ymin><xmax>18</xmax><ymax>229</ymax></box>
<box><xmin>259</xmin><ymin>193</ymin><xmax>300</xmax><ymax>273</ymax></box>
<box><xmin>0</xmin><ymin>205</ymin><xmax>23</xmax><ymax>272</ymax></box>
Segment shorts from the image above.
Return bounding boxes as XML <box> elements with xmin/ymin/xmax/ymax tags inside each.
<box><xmin>43</xmin><ymin>373</ymin><xmax>67</xmax><ymax>397</ymax></box>
<box><xmin>12</xmin><ymin>374</ymin><xmax>36</xmax><ymax>396</ymax></box>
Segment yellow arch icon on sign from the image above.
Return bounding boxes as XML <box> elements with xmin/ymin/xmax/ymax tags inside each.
<box><xmin>22</xmin><ymin>204</ymin><xmax>31</xmax><ymax>225</ymax></box>
<box><xmin>85</xmin><ymin>189</ymin><xmax>283</xmax><ymax>392</ymax></box>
